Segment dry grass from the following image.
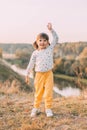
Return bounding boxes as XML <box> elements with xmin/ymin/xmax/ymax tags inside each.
<box><xmin>0</xmin><ymin>89</ymin><xmax>87</xmax><ymax>130</ymax></box>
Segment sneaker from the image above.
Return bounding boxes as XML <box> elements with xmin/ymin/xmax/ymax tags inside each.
<box><xmin>30</xmin><ymin>108</ymin><xmax>40</xmax><ymax>117</ymax></box>
<box><xmin>46</xmin><ymin>109</ymin><xmax>53</xmax><ymax>117</ymax></box>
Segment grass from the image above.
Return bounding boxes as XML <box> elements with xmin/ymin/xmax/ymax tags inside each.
<box><xmin>0</xmin><ymin>61</ymin><xmax>32</xmax><ymax>92</ymax></box>
<box><xmin>0</xmin><ymin>89</ymin><xmax>87</xmax><ymax>130</ymax></box>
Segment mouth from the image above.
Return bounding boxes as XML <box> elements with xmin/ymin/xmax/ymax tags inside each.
<box><xmin>40</xmin><ymin>45</ymin><xmax>45</xmax><ymax>47</ymax></box>
<box><xmin>40</xmin><ymin>45</ymin><xmax>46</xmax><ymax>49</ymax></box>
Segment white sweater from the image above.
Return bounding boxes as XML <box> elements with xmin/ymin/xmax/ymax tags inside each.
<box><xmin>26</xmin><ymin>29</ymin><xmax>58</xmax><ymax>77</ymax></box>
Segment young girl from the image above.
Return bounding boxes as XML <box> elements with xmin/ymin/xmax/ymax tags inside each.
<box><xmin>26</xmin><ymin>23</ymin><xmax>58</xmax><ymax>117</ymax></box>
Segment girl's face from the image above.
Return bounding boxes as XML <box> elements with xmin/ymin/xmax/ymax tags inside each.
<box><xmin>37</xmin><ymin>38</ymin><xmax>49</xmax><ymax>50</ymax></box>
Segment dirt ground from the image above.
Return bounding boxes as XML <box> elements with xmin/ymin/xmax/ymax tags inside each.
<box><xmin>0</xmin><ymin>90</ymin><xmax>87</xmax><ymax>130</ymax></box>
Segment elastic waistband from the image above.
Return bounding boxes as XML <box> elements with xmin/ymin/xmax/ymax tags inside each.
<box><xmin>36</xmin><ymin>70</ymin><xmax>52</xmax><ymax>74</ymax></box>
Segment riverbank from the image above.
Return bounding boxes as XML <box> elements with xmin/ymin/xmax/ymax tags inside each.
<box><xmin>54</xmin><ymin>73</ymin><xmax>87</xmax><ymax>86</ymax></box>
<box><xmin>0</xmin><ymin>90</ymin><xmax>87</xmax><ymax>130</ymax></box>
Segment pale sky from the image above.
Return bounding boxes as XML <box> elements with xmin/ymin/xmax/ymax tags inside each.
<box><xmin>0</xmin><ymin>0</ymin><xmax>87</xmax><ymax>43</ymax></box>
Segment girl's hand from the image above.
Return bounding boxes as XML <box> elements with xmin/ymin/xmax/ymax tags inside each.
<box><xmin>47</xmin><ymin>23</ymin><xmax>52</xmax><ymax>31</ymax></box>
<box><xmin>25</xmin><ymin>75</ymin><xmax>30</xmax><ymax>85</ymax></box>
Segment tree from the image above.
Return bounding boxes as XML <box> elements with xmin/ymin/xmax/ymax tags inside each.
<box><xmin>0</xmin><ymin>48</ymin><xmax>3</xmax><ymax>58</ymax></box>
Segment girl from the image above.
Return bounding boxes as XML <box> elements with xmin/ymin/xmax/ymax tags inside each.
<box><xmin>26</xmin><ymin>23</ymin><xmax>58</xmax><ymax>117</ymax></box>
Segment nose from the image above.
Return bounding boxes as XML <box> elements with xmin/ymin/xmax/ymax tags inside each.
<box><xmin>40</xmin><ymin>42</ymin><xmax>44</xmax><ymax>46</ymax></box>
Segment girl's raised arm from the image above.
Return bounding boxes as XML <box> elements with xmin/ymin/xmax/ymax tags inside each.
<box><xmin>47</xmin><ymin>23</ymin><xmax>58</xmax><ymax>48</ymax></box>
<box><xmin>47</xmin><ymin>23</ymin><xmax>52</xmax><ymax>31</ymax></box>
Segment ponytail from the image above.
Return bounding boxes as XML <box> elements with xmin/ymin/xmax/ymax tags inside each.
<box><xmin>33</xmin><ymin>41</ymin><xmax>38</xmax><ymax>49</ymax></box>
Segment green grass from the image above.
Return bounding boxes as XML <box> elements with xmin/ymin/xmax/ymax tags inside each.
<box><xmin>54</xmin><ymin>73</ymin><xmax>87</xmax><ymax>86</ymax></box>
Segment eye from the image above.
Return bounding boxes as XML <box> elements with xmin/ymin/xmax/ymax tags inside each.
<box><xmin>44</xmin><ymin>39</ymin><xmax>47</xmax><ymax>42</ymax></box>
<box><xmin>39</xmin><ymin>39</ymin><xmax>42</xmax><ymax>42</ymax></box>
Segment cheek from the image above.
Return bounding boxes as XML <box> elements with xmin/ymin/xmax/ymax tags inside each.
<box><xmin>45</xmin><ymin>42</ymin><xmax>49</xmax><ymax>46</ymax></box>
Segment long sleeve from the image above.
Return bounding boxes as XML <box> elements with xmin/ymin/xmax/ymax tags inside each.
<box><xmin>26</xmin><ymin>51</ymin><xmax>36</xmax><ymax>76</ymax></box>
<box><xmin>50</xmin><ymin>29</ymin><xmax>59</xmax><ymax>49</ymax></box>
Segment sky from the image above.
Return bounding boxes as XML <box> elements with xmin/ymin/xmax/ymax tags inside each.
<box><xmin>0</xmin><ymin>0</ymin><xmax>87</xmax><ymax>43</ymax></box>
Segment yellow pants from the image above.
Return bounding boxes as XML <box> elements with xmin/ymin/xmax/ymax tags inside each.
<box><xmin>34</xmin><ymin>70</ymin><xmax>54</xmax><ymax>109</ymax></box>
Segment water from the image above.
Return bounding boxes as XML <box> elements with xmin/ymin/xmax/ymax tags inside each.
<box><xmin>11</xmin><ymin>65</ymin><xmax>81</xmax><ymax>97</ymax></box>
<box><xmin>54</xmin><ymin>78</ymin><xmax>81</xmax><ymax>97</ymax></box>
<box><xmin>53</xmin><ymin>85</ymin><xmax>81</xmax><ymax>97</ymax></box>
<box><xmin>11</xmin><ymin>65</ymin><xmax>33</xmax><ymax>78</ymax></box>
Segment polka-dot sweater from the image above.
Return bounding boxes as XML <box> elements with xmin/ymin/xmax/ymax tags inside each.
<box><xmin>26</xmin><ymin>29</ymin><xmax>58</xmax><ymax>77</ymax></box>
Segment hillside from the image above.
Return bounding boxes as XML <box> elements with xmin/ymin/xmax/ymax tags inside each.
<box><xmin>0</xmin><ymin>59</ymin><xmax>32</xmax><ymax>93</ymax></box>
<box><xmin>0</xmin><ymin>91</ymin><xmax>87</xmax><ymax>130</ymax></box>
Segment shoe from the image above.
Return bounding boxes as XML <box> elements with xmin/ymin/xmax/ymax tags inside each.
<box><xmin>30</xmin><ymin>108</ymin><xmax>40</xmax><ymax>117</ymax></box>
<box><xmin>46</xmin><ymin>109</ymin><xmax>53</xmax><ymax>117</ymax></box>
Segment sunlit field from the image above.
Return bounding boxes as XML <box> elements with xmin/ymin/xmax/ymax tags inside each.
<box><xmin>0</xmin><ymin>86</ymin><xmax>87</xmax><ymax>130</ymax></box>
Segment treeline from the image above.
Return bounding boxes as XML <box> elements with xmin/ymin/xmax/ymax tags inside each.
<box><xmin>0</xmin><ymin>43</ymin><xmax>33</xmax><ymax>54</ymax></box>
<box><xmin>0</xmin><ymin>42</ymin><xmax>87</xmax><ymax>78</ymax></box>
<box><xmin>53</xmin><ymin>41</ymin><xmax>87</xmax><ymax>78</ymax></box>
<box><xmin>0</xmin><ymin>43</ymin><xmax>34</xmax><ymax>68</ymax></box>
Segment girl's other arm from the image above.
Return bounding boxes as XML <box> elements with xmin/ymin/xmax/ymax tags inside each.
<box><xmin>26</xmin><ymin>51</ymin><xmax>36</xmax><ymax>77</ymax></box>
<box><xmin>25</xmin><ymin>52</ymin><xmax>36</xmax><ymax>84</ymax></box>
